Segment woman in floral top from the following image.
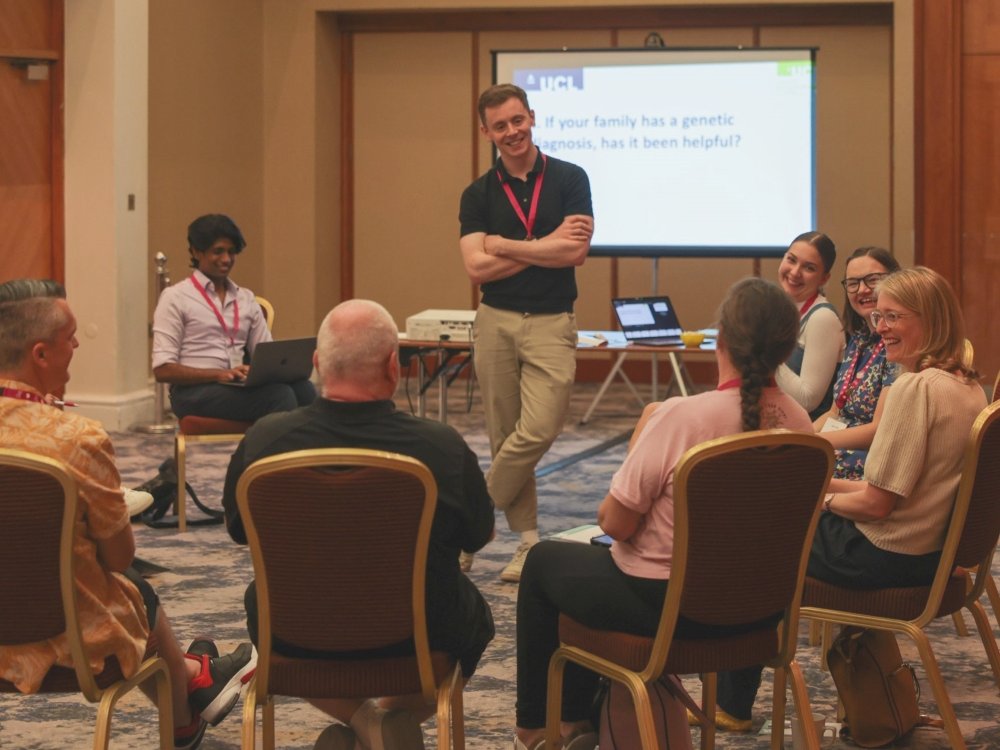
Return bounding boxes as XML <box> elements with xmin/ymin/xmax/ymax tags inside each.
<box><xmin>813</xmin><ymin>246</ymin><xmax>901</xmax><ymax>479</ymax></box>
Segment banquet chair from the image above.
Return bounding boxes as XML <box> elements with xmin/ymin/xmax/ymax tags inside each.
<box><xmin>949</xmin><ymin>366</ymin><xmax>1000</xmax><ymax>637</ymax></box>
<box><xmin>0</xmin><ymin>449</ymin><xmax>173</xmax><ymax>749</ymax></box>
<box><xmin>236</xmin><ymin>448</ymin><xmax>465</xmax><ymax>750</ymax></box>
<box><xmin>801</xmin><ymin>399</ymin><xmax>1000</xmax><ymax>750</ymax></box>
<box><xmin>172</xmin><ymin>295</ymin><xmax>273</xmax><ymax>531</ymax></box>
<box><xmin>546</xmin><ymin>430</ymin><xmax>834</xmax><ymax>750</ymax></box>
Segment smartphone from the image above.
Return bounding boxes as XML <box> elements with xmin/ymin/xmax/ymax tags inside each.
<box><xmin>590</xmin><ymin>533</ymin><xmax>613</xmax><ymax>548</ymax></box>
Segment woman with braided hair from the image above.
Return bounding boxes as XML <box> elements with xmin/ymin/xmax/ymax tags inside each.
<box><xmin>510</xmin><ymin>278</ymin><xmax>813</xmax><ymax>750</ymax></box>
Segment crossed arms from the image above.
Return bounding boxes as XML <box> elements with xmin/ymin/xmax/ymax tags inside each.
<box><xmin>460</xmin><ymin>214</ymin><xmax>594</xmax><ymax>285</ymax></box>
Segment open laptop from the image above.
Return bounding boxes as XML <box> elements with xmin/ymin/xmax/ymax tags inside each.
<box><xmin>224</xmin><ymin>337</ymin><xmax>316</xmax><ymax>387</ymax></box>
<box><xmin>612</xmin><ymin>296</ymin><xmax>685</xmax><ymax>346</ymax></box>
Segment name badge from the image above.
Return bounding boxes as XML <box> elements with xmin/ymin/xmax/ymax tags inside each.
<box><xmin>820</xmin><ymin>417</ymin><xmax>847</xmax><ymax>433</ymax></box>
<box><xmin>228</xmin><ymin>346</ymin><xmax>244</xmax><ymax>369</ymax></box>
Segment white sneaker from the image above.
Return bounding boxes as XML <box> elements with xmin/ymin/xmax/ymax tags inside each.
<box><xmin>124</xmin><ymin>487</ymin><xmax>154</xmax><ymax>517</ymax></box>
<box><xmin>459</xmin><ymin>550</ymin><xmax>475</xmax><ymax>573</ymax></box>
<box><xmin>500</xmin><ymin>541</ymin><xmax>536</xmax><ymax>583</ymax></box>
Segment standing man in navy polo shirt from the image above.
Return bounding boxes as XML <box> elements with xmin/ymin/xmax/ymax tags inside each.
<box><xmin>459</xmin><ymin>83</ymin><xmax>594</xmax><ymax>582</ymax></box>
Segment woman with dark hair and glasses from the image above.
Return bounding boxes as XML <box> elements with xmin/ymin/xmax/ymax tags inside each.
<box><xmin>717</xmin><ymin>266</ymin><xmax>985</xmax><ymax>732</ymax></box>
<box><xmin>811</xmin><ymin>246</ymin><xmax>901</xmax><ymax>479</ymax></box>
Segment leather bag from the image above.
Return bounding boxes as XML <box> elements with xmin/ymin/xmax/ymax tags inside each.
<box><xmin>826</xmin><ymin>626</ymin><xmax>920</xmax><ymax>747</ymax></box>
<box><xmin>598</xmin><ymin>674</ymin><xmax>695</xmax><ymax>750</ymax></box>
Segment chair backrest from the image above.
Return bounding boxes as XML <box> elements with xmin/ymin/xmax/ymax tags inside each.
<box><xmin>0</xmin><ymin>449</ymin><xmax>103</xmax><ymax>699</ymax></box>
<box><xmin>235</xmin><ymin>448</ymin><xmax>439</xmax><ymax>701</ymax></box>
<box><xmin>925</xmin><ymin>400</ymin><xmax>1000</xmax><ymax>608</ymax></box>
<box><xmin>644</xmin><ymin>430</ymin><xmax>833</xmax><ymax>678</ymax></box>
<box><xmin>256</xmin><ymin>295</ymin><xmax>274</xmax><ymax>331</ymax></box>
<box><xmin>992</xmin><ymin>369</ymin><xmax>1000</xmax><ymax>403</ymax></box>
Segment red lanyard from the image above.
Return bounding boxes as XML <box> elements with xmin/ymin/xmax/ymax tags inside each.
<box><xmin>798</xmin><ymin>292</ymin><xmax>820</xmax><ymax>316</ymax></box>
<box><xmin>834</xmin><ymin>340</ymin><xmax>885</xmax><ymax>410</ymax></box>
<box><xmin>189</xmin><ymin>275</ymin><xmax>239</xmax><ymax>346</ymax></box>
<box><xmin>496</xmin><ymin>153</ymin><xmax>547</xmax><ymax>239</ymax></box>
<box><xmin>717</xmin><ymin>378</ymin><xmax>777</xmax><ymax>391</ymax></box>
<box><xmin>0</xmin><ymin>387</ymin><xmax>45</xmax><ymax>404</ymax></box>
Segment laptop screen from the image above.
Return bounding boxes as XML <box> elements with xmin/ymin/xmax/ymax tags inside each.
<box><xmin>612</xmin><ymin>296</ymin><xmax>683</xmax><ymax>342</ymax></box>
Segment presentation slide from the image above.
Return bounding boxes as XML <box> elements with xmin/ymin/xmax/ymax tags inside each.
<box><xmin>494</xmin><ymin>48</ymin><xmax>816</xmax><ymax>258</ymax></box>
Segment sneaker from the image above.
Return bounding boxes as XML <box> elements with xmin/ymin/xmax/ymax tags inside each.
<box><xmin>500</xmin><ymin>541</ymin><xmax>536</xmax><ymax>583</ymax></box>
<box><xmin>314</xmin><ymin>723</ymin><xmax>360</xmax><ymax>750</ymax></box>
<box><xmin>186</xmin><ymin>638</ymin><xmax>219</xmax><ymax>659</ymax></box>
<box><xmin>186</xmin><ymin>643</ymin><xmax>257</xmax><ymax>726</ymax></box>
<box><xmin>459</xmin><ymin>550</ymin><xmax>475</xmax><ymax>573</ymax></box>
<box><xmin>174</xmin><ymin>711</ymin><xmax>208</xmax><ymax>750</ymax></box>
<box><xmin>124</xmin><ymin>487</ymin><xmax>154</xmax><ymax>517</ymax></box>
<box><xmin>365</xmin><ymin>708</ymin><xmax>424</xmax><ymax>750</ymax></box>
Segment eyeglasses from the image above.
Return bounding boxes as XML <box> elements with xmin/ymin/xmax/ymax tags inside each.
<box><xmin>869</xmin><ymin>309</ymin><xmax>916</xmax><ymax>329</ymax></box>
<box><xmin>841</xmin><ymin>272</ymin><xmax>888</xmax><ymax>293</ymax></box>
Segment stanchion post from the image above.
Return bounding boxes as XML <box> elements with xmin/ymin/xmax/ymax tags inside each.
<box><xmin>131</xmin><ymin>253</ymin><xmax>176</xmax><ymax>434</ymax></box>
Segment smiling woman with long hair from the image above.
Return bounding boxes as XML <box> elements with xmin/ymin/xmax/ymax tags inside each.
<box><xmin>774</xmin><ymin>231</ymin><xmax>845</xmax><ymax>419</ymax></box>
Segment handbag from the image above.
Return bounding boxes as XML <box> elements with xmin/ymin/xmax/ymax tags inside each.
<box><xmin>598</xmin><ymin>674</ymin><xmax>695</xmax><ymax>750</ymax></box>
<box><xmin>132</xmin><ymin>458</ymin><xmax>223</xmax><ymax>528</ymax></box>
<box><xmin>826</xmin><ymin>626</ymin><xmax>922</xmax><ymax>747</ymax></box>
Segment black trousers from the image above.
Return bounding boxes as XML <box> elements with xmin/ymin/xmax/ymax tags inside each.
<box><xmin>169</xmin><ymin>379</ymin><xmax>315</xmax><ymax>421</ymax></box>
<box><xmin>716</xmin><ymin>512</ymin><xmax>940</xmax><ymax>720</ymax></box>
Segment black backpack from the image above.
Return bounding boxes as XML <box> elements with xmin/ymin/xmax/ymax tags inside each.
<box><xmin>132</xmin><ymin>458</ymin><xmax>224</xmax><ymax>528</ymax></box>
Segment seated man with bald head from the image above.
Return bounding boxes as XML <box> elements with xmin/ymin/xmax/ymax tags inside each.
<box><xmin>222</xmin><ymin>299</ymin><xmax>495</xmax><ymax>750</ymax></box>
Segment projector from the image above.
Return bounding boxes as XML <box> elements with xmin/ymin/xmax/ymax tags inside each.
<box><xmin>405</xmin><ymin>309</ymin><xmax>477</xmax><ymax>342</ymax></box>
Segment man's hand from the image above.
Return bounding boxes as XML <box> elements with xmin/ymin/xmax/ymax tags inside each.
<box><xmin>218</xmin><ymin>365</ymin><xmax>249</xmax><ymax>383</ymax></box>
<box><xmin>481</xmin><ymin>214</ymin><xmax>593</xmax><ymax>268</ymax></box>
<box><xmin>550</xmin><ymin>214</ymin><xmax>594</xmax><ymax>243</ymax></box>
<box><xmin>483</xmin><ymin>234</ymin><xmax>505</xmax><ymax>256</ymax></box>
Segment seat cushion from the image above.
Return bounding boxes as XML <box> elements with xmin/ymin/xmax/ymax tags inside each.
<box><xmin>178</xmin><ymin>416</ymin><xmax>253</xmax><ymax>436</ymax></box>
<box><xmin>802</xmin><ymin>574</ymin><xmax>967</xmax><ymax>621</ymax></box>
<box><xmin>267</xmin><ymin>650</ymin><xmax>457</xmax><ymax>699</ymax></box>
<box><xmin>558</xmin><ymin>615</ymin><xmax>779</xmax><ymax>675</ymax></box>
<box><xmin>0</xmin><ymin>657</ymin><xmax>126</xmax><ymax>694</ymax></box>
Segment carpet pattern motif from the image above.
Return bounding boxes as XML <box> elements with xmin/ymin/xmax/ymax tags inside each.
<box><xmin>2</xmin><ymin>383</ymin><xmax>1000</xmax><ymax>749</ymax></box>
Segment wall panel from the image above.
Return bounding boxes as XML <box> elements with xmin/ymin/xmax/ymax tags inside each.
<box><xmin>352</xmin><ymin>32</ymin><xmax>471</xmax><ymax>326</ymax></box>
<box><xmin>148</xmin><ymin>0</ymin><xmax>264</xmax><ymax>307</ymax></box>
<box><xmin>0</xmin><ymin>0</ymin><xmax>61</xmax><ymax>282</ymax></box>
<box><xmin>960</xmin><ymin>55</ymin><xmax>1000</xmax><ymax>376</ymax></box>
<box><xmin>963</xmin><ymin>0</ymin><xmax>1000</xmax><ymax>55</ymax></box>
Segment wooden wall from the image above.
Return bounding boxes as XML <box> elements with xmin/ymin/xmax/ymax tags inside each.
<box><xmin>916</xmin><ymin>0</ymin><xmax>1000</xmax><ymax>381</ymax></box>
<box><xmin>0</xmin><ymin>0</ymin><xmax>62</xmax><ymax>283</ymax></box>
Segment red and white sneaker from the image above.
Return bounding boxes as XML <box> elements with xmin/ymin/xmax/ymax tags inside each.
<box><xmin>186</xmin><ymin>643</ymin><xmax>257</xmax><ymax>725</ymax></box>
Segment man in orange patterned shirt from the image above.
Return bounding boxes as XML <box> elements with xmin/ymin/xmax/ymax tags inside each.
<box><xmin>0</xmin><ymin>279</ymin><xmax>255</xmax><ymax>749</ymax></box>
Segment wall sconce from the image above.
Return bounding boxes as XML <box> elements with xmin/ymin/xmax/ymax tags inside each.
<box><xmin>644</xmin><ymin>32</ymin><xmax>666</xmax><ymax>48</ymax></box>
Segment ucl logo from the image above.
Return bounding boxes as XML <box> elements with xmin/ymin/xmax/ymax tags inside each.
<box><xmin>514</xmin><ymin>69</ymin><xmax>584</xmax><ymax>92</ymax></box>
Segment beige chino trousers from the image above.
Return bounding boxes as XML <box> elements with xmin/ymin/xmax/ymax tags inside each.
<box><xmin>473</xmin><ymin>304</ymin><xmax>577</xmax><ymax>532</ymax></box>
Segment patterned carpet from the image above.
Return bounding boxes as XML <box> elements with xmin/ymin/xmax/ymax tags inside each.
<box><xmin>2</xmin><ymin>382</ymin><xmax>1000</xmax><ymax>749</ymax></box>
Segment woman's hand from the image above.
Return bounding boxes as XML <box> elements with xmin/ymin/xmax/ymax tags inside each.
<box><xmin>597</xmin><ymin>493</ymin><xmax>643</xmax><ymax>540</ymax></box>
